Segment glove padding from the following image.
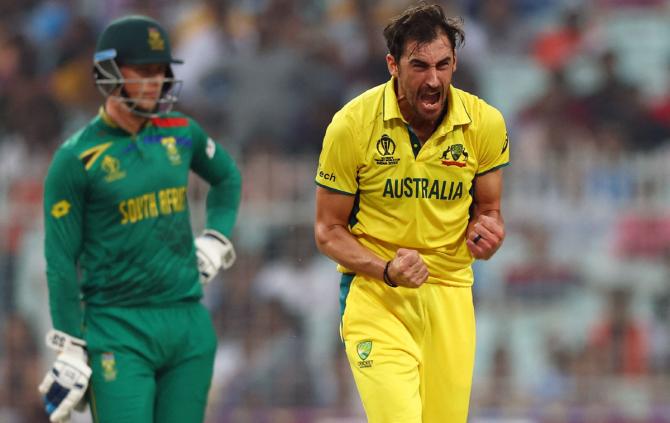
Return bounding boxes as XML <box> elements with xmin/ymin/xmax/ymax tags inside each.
<box><xmin>39</xmin><ymin>329</ymin><xmax>91</xmax><ymax>423</ymax></box>
<box><xmin>195</xmin><ymin>229</ymin><xmax>236</xmax><ymax>285</ymax></box>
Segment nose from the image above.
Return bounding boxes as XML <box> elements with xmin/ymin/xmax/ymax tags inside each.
<box><xmin>425</xmin><ymin>67</ymin><xmax>439</xmax><ymax>88</ymax></box>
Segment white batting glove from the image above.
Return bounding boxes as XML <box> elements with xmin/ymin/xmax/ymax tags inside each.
<box><xmin>39</xmin><ymin>329</ymin><xmax>91</xmax><ymax>423</ymax></box>
<box><xmin>195</xmin><ymin>229</ymin><xmax>236</xmax><ymax>285</ymax></box>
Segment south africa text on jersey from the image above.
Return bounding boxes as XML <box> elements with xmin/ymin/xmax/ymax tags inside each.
<box><xmin>382</xmin><ymin>178</ymin><xmax>464</xmax><ymax>200</ymax></box>
<box><xmin>119</xmin><ymin>186</ymin><xmax>187</xmax><ymax>224</ymax></box>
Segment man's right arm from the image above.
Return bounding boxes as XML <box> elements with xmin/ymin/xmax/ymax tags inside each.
<box><xmin>314</xmin><ymin>111</ymin><xmax>428</xmax><ymax>287</ymax></box>
<box><xmin>43</xmin><ymin>148</ymin><xmax>86</xmax><ymax>338</ymax></box>
<box><xmin>314</xmin><ymin>187</ymin><xmax>387</xmax><ymax>281</ymax></box>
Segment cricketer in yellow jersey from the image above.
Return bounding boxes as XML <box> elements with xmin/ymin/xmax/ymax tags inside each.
<box><xmin>314</xmin><ymin>4</ymin><xmax>509</xmax><ymax>422</ymax></box>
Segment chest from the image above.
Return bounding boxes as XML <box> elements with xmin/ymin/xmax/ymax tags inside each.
<box><xmin>84</xmin><ymin>133</ymin><xmax>193</xmax><ymax>206</ymax></box>
<box><xmin>358</xmin><ymin>124</ymin><xmax>476</xmax><ymax>190</ymax></box>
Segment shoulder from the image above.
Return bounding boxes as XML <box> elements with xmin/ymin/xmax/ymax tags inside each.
<box><xmin>56</xmin><ymin>117</ymin><xmax>104</xmax><ymax>158</ymax></box>
<box><xmin>453</xmin><ymin>87</ymin><xmax>505</xmax><ymax>130</ymax></box>
<box><xmin>333</xmin><ymin>82</ymin><xmax>386</xmax><ymax>129</ymax></box>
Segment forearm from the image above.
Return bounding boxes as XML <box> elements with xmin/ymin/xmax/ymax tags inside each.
<box><xmin>205</xmin><ymin>173</ymin><xmax>241</xmax><ymax>237</ymax></box>
<box><xmin>315</xmin><ymin>223</ymin><xmax>386</xmax><ymax>281</ymax></box>
<box><xmin>46</xmin><ymin>268</ymin><xmax>83</xmax><ymax>338</ymax></box>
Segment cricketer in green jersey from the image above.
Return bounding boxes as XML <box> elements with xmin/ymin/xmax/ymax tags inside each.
<box><xmin>39</xmin><ymin>15</ymin><xmax>241</xmax><ymax>423</ymax></box>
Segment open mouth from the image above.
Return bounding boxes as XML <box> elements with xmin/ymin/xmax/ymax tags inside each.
<box><xmin>419</xmin><ymin>91</ymin><xmax>441</xmax><ymax>112</ymax></box>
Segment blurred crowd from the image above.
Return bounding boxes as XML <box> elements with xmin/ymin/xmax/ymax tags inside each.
<box><xmin>1</xmin><ymin>0</ymin><xmax>670</xmax><ymax>422</ymax></box>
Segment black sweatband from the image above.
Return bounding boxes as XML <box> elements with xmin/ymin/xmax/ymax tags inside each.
<box><xmin>383</xmin><ymin>261</ymin><xmax>398</xmax><ymax>288</ymax></box>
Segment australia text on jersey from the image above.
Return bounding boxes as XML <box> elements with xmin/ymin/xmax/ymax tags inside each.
<box><xmin>382</xmin><ymin>178</ymin><xmax>464</xmax><ymax>200</ymax></box>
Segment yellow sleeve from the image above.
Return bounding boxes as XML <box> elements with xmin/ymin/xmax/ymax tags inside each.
<box><xmin>315</xmin><ymin>112</ymin><xmax>360</xmax><ymax>195</ymax></box>
<box><xmin>475</xmin><ymin>106</ymin><xmax>510</xmax><ymax>175</ymax></box>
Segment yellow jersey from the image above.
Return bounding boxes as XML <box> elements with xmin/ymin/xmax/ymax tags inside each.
<box><xmin>316</xmin><ymin>78</ymin><xmax>509</xmax><ymax>286</ymax></box>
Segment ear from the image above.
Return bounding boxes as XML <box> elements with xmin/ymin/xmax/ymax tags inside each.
<box><xmin>386</xmin><ymin>53</ymin><xmax>398</xmax><ymax>78</ymax></box>
<box><xmin>453</xmin><ymin>51</ymin><xmax>458</xmax><ymax>73</ymax></box>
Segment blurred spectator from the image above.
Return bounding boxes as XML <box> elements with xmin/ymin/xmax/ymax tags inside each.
<box><xmin>532</xmin><ymin>6</ymin><xmax>591</xmax><ymax>71</ymax></box>
<box><xmin>582</xmin><ymin>123</ymin><xmax>635</xmax><ymax>205</ymax></box>
<box><xmin>252</xmin><ymin>225</ymin><xmax>343</xmax><ymax>407</ymax></box>
<box><xmin>535</xmin><ymin>334</ymin><xmax>576</xmax><ymax>404</ymax></box>
<box><xmin>476</xmin><ymin>340</ymin><xmax>530</xmax><ymax>417</ymax></box>
<box><xmin>49</xmin><ymin>15</ymin><xmax>99</xmax><ymax>117</ymax></box>
<box><xmin>614</xmin><ymin>211</ymin><xmax>670</xmax><ymax>260</ymax></box>
<box><xmin>0</xmin><ymin>313</ymin><xmax>45</xmax><ymax>423</ymax></box>
<box><xmin>173</xmin><ymin>0</ymin><xmax>237</xmax><ymax>124</ymax></box>
<box><xmin>469</xmin><ymin>0</ymin><xmax>529</xmax><ymax>55</ymax></box>
<box><xmin>504</xmin><ymin>223</ymin><xmax>581</xmax><ymax>301</ymax></box>
<box><xmin>583</xmin><ymin>50</ymin><xmax>667</xmax><ymax>151</ymax></box>
<box><xmin>649</xmin><ymin>286</ymin><xmax>670</xmax><ymax>374</ymax></box>
<box><xmin>588</xmin><ymin>287</ymin><xmax>649</xmax><ymax>377</ymax></box>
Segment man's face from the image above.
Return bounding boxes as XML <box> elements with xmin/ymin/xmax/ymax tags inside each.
<box><xmin>118</xmin><ymin>63</ymin><xmax>167</xmax><ymax>111</ymax></box>
<box><xmin>386</xmin><ymin>32</ymin><xmax>457</xmax><ymax>123</ymax></box>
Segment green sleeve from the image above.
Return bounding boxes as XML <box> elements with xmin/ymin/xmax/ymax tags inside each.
<box><xmin>43</xmin><ymin>147</ymin><xmax>87</xmax><ymax>338</ymax></box>
<box><xmin>189</xmin><ymin>120</ymin><xmax>242</xmax><ymax>237</ymax></box>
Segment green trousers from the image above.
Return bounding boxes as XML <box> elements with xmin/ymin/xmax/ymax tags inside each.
<box><xmin>83</xmin><ymin>302</ymin><xmax>216</xmax><ymax>423</ymax></box>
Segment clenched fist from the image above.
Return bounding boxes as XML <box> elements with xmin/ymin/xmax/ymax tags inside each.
<box><xmin>466</xmin><ymin>214</ymin><xmax>505</xmax><ymax>260</ymax></box>
<box><xmin>386</xmin><ymin>248</ymin><xmax>429</xmax><ymax>288</ymax></box>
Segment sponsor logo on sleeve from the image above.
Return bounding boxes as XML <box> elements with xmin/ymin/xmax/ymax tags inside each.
<box><xmin>51</xmin><ymin>200</ymin><xmax>71</xmax><ymax>218</ymax></box>
<box><xmin>318</xmin><ymin>169</ymin><xmax>336</xmax><ymax>182</ymax></box>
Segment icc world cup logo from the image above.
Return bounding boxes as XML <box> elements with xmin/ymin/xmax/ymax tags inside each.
<box><xmin>376</xmin><ymin>134</ymin><xmax>396</xmax><ymax>157</ymax></box>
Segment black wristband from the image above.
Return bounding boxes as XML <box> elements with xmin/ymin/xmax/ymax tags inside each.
<box><xmin>383</xmin><ymin>261</ymin><xmax>398</xmax><ymax>288</ymax></box>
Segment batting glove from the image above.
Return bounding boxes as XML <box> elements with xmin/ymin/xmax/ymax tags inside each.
<box><xmin>39</xmin><ymin>329</ymin><xmax>91</xmax><ymax>423</ymax></box>
<box><xmin>195</xmin><ymin>229</ymin><xmax>236</xmax><ymax>285</ymax></box>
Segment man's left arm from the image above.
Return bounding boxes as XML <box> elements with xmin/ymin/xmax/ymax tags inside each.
<box><xmin>189</xmin><ymin>121</ymin><xmax>242</xmax><ymax>283</ymax></box>
<box><xmin>466</xmin><ymin>168</ymin><xmax>505</xmax><ymax>260</ymax></box>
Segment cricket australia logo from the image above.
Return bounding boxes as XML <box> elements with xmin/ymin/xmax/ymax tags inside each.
<box><xmin>102</xmin><ymin>155</ymin><xmax>126</xmax><ymax>182</ymax></box>
<box><xmin>440</xmin><ymin>143</ymin><xmax>469</xmax><ymax>167</ymax></box>
<box><xmin>374</xmin><ymin>134</ymin><xmax>400</xmax><ymax>166</ymax></box>
<box><xmin>161</xmin><ymin>137</ymin><xmax>182</xmax><ymax>165</ymax></box>
<box><xmin>356</xmin><ymin>340</ymin><xmax>373</xmax><ymax>368</ymax></box>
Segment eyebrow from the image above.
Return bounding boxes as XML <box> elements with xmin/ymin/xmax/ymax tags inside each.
<box><xmin>408</xmin><ymin>56</ymin><xmax>452</xmax><ymax>66</ymax></box>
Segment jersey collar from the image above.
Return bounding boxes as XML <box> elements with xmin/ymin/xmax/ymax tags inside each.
<box><xmin>382</xmin><ymin>77</ymin><xmax>472</xmax><ymax>134</ymax></box>
<box><xmin>382</xmin><ymin>77</ymin><xmax>407</xmax><ymax>123</ymax></box>
<box><xmin>94</xmin><ymin>107</ymin><xmax>131</xmax><ymax>136</ymax></box>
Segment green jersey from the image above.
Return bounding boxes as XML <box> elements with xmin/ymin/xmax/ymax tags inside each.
<box><xmin>43</xmin><ymin>109</ymin><xmax>241</xmax><ymax>337</ymax></box>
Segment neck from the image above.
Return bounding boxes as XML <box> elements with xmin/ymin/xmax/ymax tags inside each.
<box><xmin>105</xmin><ymin>97</ymin><xmax>148</xmax><ymax>135</ymax></box>
<box><xmin>399</xmin><ymin>101</ymin><xmax>447</xmax><ymax>142</ymax></box>
<box><xmin>395</xmin><ymin>81</ymin><xmax>447</xmax><ymax>142</ymax></box>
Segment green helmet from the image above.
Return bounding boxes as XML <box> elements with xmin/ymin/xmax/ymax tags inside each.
<box><xmin>93</xmin><ymin>15</ymin><xmax>183</xmax><ymax>116</ymax></box>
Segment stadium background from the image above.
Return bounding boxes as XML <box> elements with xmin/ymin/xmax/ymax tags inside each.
<box><xmin>1</xmin><ymin>0</ymin><xmax>670</xmax><ymax>421</ymax></box>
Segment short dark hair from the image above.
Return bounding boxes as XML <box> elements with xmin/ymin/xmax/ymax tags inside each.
<box><xmin>383</xmin><ymin>2</ymin><xmax>465</xmax><ymax>61</ymax></box>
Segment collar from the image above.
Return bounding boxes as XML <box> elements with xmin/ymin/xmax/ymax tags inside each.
<box><xmin>95</xmin><ymin>106</ymin><xmax>130</xmax><ymax>137</ymax></box>
<box><xmin>382</xmin><ymin>77</ymin><xmax>472</xmax><ymax>134</ymax></box>
<box><xmin>98</xmin><ymin>106</ymin><xmax>119</xmax><ymax>129</ymax></box>
<box><xmin>95</xmin><ymin>106</ymin><xmax>152</xmax><ymax>136</ymax></box>
<box><xmin>382</xmin><ymin>77</ymin><xmax>407</xmax><ymax>123</ymax></box>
